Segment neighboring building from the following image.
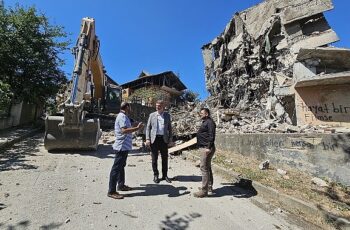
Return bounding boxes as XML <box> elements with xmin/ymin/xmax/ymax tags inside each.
<box><xmin>120</xmin><ymin>71</ymin><xmax>187</xmax><ymax>107</ymax></box>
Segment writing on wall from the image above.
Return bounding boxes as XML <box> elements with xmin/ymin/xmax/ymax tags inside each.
<box><xmin>298</xmin><ymin>102</ymin><xmax>350</xmax><ymax>122</ymax></box>
<box><xmin>239</xmin><ymin>136</ymin><xmax>339</xmax><ymax>152</ymax></box>
<box><xmin>295</xmin><ymin>84</ymin><xmax>350</xmax><ymax>127</ymax></box>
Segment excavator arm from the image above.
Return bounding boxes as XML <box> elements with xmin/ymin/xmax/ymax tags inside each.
<box><xmin>44</xmin><ymin>17</ymin><xmax>106</xmax><ymax>151</ymax></box>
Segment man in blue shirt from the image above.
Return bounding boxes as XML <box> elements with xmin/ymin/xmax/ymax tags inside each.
<box><xmin>108</xmin><ymin>102</ymin><xmax>144</xmax><ymax>199</ymax></box>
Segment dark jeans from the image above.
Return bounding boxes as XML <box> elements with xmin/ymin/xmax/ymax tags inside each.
<box><xmin>200</xmin><ymin>146</ymin><xmax>215</xmax><ymax>192</ymax></box>
<box><xmin>151</xmin><ymin>136</ymin><xmax>168</xmax><ymax>177</ymax></box>
<box><xmin>108</xmin><ymin>150</ymin><xmax>128</xmax><ymax>193</ymax></box>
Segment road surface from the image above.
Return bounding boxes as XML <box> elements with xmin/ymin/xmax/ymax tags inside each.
<box><xmin>0</xmin><ymin>134</ymin><xmax>302</xmax><ymax>229</ymax></box>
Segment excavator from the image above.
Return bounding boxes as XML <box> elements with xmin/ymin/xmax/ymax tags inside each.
<box><xmin>44</xmin><ymin>17</ymin><xmax>121</xmax><ymax>151</ymax></box>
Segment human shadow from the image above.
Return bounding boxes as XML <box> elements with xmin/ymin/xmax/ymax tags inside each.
<box><xmin>47</xmin><ymin>144</ymin><xmax>115</xmax><ymax>159</ymax></box>
<box><xmin>0</xmin><ymin>220</ymin><xmax>62</xmax><ymax>230</ymax></box>
<box><xmin>209</xmin><ymin>182</ymin><xmax>257</xmax><ymax>198</ymax></box>
<box><xmin>0</xmin><ymin>203</ymin><xmax>6</xmax><ymax>210</ymax></box>
<box><xmin>0</xmin><ymin>135</ymin><xmax>41</xmax><ymax>172</ymax></box>
<box><xmin>48</xmin><ymin>144</ymin><xmax>148</xmax><ymax>159</ymax></box>
<box><xmin>4</xmin><ymin>220</ymin><xmax>30</xmax><ymax>230</ymax></box>
<box><xmin>39</xmin><ymin>222</ymin><xmax>63</xmax><ymax>230</ymax></box>
<box><xmin>172</xmin><ymin>175</ymin><xmax>202</xmax><ymax>182</ymax></box>
<box><xmin>159</xmin><ymin>211</ymin><xmax>202</xmax><ymax>230</ymax></box>
<box><xmin>124</xmin><ymin>184</ymin><xmax>190</xmax><ymax>198</ymax></box>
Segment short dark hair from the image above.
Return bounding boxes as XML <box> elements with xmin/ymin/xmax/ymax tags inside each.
<box><xmin>156</xmin><ymin>100</ymin><xmax>164</xmax><ymax>105</ymax></box>
<box><xmin>120</xmin><ymin>102</ymin><xmax>130</xmax><ymax>110</ymax></box>
<box><xmin>200</xmin><ymin>108</ymin><xmax>210</xmax><ymax>116</ymax></box>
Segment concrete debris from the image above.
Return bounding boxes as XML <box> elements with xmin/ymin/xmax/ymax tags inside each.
<box><xmin>171</xmin><ymin>0</ymin><xmax>350</xmax><ymax>136</ymax></box>
<box><xmin>311</xmin><ymin>177</ymin><xmax>329</xmax><ymax>188</ymax></box>
<box><xmin>277</xmin><ymin>168</ymin><xmax>287</xmax><ymax>176</ymax></box>
<box><xmin>259</xmin><ymin>160</ymin><xmax>270</xmax><ymax>170</ymax></box>
<box><xmin>195</xmin><ymin>160</ymin><xmax>201</xmax><ymax>168</ymax></box>
<box><xmin>169</xmin><ymin>138</ymin><xmax>197</xmax><ymax>154</ymax></box>
<box><xmin>169</xmin><ymin>104</ymin><xmax>202</xmax><ymax>136</ymax></box>
<box><xmin>283</xmin><ymin>175</ymin><xmax>290</xmax><ymax>180</ymax></box>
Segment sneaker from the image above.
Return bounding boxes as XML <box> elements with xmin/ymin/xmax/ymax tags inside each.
<box><xmin>107</xmin><ymin>192</ymin><xmax>124</xmax><ymax>199</ymax></box>
<box><xmin>117</xmin><ymin>185</ymin><xmax>133</xmax><ymax>191</ymax></box>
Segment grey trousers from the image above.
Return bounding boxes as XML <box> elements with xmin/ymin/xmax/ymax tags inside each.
<box><xmin>199</xmin><ymin>147</ymin><xmax>215</xmax><ymax>192</ymax></box>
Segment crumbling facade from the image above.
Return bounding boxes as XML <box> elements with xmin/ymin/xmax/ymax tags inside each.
<box><xmin>200</xmin><ymin>0</ymin><xmax>350</xmax><ymax>134</ymax></box>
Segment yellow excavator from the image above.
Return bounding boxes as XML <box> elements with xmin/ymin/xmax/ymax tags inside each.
<box><xmin>44</xmin><ymin>17</ymin><xmax>121</xmax><ymax>151</ymax></box>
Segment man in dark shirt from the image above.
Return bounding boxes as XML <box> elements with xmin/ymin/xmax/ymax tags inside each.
<box><xmin>194</xmin><ymin>108</ymin><xmax>216</xmax><ymax>198</ymax></box>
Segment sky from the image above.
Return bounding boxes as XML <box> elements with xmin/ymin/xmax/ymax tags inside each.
<box><xmin>4</xmin><ymin>0</ymin><xmax>350</xmax><ymax>99</ymax></box>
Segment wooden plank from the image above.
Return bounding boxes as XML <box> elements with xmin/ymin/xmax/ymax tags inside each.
<box><xmin>169</xmin><ymin>137</ymin><xmax>197</xmax><ymax>154</ymax></box>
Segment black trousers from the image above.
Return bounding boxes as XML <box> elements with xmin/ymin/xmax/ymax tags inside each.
<box><xmin>151</xmin><ymin>136</ymin><xmax>168</xmax><ymax>177</ymax></box>
<box><xmin>108</xmin><ymin>150</ymin><xmax>128</xmax><ymax>193</ymax></box>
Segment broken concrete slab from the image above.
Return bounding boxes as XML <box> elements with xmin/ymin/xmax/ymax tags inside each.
<box><xmin>168</xmin><ymin>137</ymin><xmax>197</xmax><ymax>154</ymax></box>
<box><xmin>281</xmin><ymin>0</ymin><xmax>334</xmax><ymax>25</ymax></box>
<box><xmin>297</xmin><ymin>47</ymin><xmax>350</xmax><ymax>70</ymax></box>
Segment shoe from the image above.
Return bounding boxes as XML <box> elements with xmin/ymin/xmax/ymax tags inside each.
<box><xmin>161</xmin><ymin>176</ymin><xmax>172</xmax><ymax>183</ymax></box>
<box><xmin>117</xmin><ymin>185</ymin><xmax>132</xmax><ymax>191</ymax></box>
<box><xmin>198</xmin><ymin>187</ymin><xmax>213</xmax><ymax>195</ymax></box>
<box><xmin>107</xmin><ymin>192</ymin><xmax>124</xmax><ymax>199</ymax></box>
<box><xmin>193</xmin><ymin>190</ymin><xmax>208</xmax><ymax>198</ymax></box>
<box><xmin>153</xmin><ymin>176</ymin><xmax>160</xmax><ymax>184</ymax></box>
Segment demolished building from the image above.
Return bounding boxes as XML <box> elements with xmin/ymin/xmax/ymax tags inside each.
<box><xmin>200</xmin><ymin>0</ymin><xmax>350</xmax><ymax>134</ymax></box>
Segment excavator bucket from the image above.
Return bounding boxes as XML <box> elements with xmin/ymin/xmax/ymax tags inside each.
<box><xmin>44</xmin><ymin>116</ymin><xmax>102</xmax><ymax>151</ymax></box>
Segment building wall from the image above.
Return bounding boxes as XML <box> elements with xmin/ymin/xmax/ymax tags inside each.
<box><xmin>215</xmin><ymin>133</ymin><xmax>350</xmax><ymax>186</ymax></box>
<box><xmin>0</xmin><ymin>102</ymin><xmax>42</xmax><ymax>130</ymax></box>
<box><xmin>295</xmin><ymin>84</ymin><xmax>350</xmax><ymax>127</ymax></box>
<box><xmin>125</xmin><ymin>86</ymin><xmax>174</xmax><ymax>107</ymax></box>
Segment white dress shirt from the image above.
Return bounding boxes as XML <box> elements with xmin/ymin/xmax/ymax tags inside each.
<box><xmin>156</xmin><ymin>112</ymin><xmax>165</xmax><ymax>135</ymax></box>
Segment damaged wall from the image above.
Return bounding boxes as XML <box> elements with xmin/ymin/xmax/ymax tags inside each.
<box><xmin>215</xmin><ymin>133</ymin><xmax>350</xmax><ymax>186</ymax></box>
<box><xmin>200</xmin><ymin>0</ymin><xmax>348</xmax><ymax>134</ymax></box>
<box><xmin>295</xmin><ymin>84</ymin><xmax>350</xmax><ymax>128</ymax></box>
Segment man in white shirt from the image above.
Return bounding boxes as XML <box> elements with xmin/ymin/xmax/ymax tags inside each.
<box><xmin>145</xmin><ymin>100</ymin><xmax>173</xmax><ymax>183</ymax></box>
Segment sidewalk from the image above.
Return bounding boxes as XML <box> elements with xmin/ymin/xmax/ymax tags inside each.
<box><xmin>0</xmin><ymin>124</ymin><xmax>44</xmax><ymax>150</ymax></box>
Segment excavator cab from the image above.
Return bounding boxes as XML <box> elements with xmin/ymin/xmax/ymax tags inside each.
<box><xmin>44</xmin><ymin>17</ymin><xmax>107</xmax><ymax>151</ymax></box>
<box><xmin>104</xmin><ymin>86</ymin><xmax>121</xmax><ymax>114</ymax></box>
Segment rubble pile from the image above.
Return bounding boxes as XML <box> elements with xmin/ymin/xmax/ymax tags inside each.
<box><xmin>212</xmin><ymin>107</ymin><xmax>350</xmax><ymax>134</ymax></box>
<box><xmin>169</xmin><ymin>103</ymin><xmax>202</xmax><ymax>137</ymax></box>
<box><xmin>197</xmin><ymin>0</ymin><xmax>345</xmax><ymax>134</ymax></box>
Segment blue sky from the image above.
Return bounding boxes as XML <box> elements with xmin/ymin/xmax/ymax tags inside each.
<box><xmin>4</xmin><ymin>0</ymin><xmax>350</xmax><ymax>99</ymax></box>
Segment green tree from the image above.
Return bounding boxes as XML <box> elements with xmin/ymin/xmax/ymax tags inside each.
<box><xmin>0</xmin><ymin>80</ymin><xmax>12</xmax><ymax>116</ymax></box>
<box><xmin>0</xmin><ymin>4</ymin><xmax>69</xmax><ymax>107</ymax></box>
<box><xmin>180</xmin><ymin>89</ymin><xmax>200</xmax><ymax>103</ymax></box>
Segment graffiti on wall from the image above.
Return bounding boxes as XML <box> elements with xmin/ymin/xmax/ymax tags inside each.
<box><xmin>262</xmin><ymin>138</ymin><xmax>338</xmax><ymax>151</ymax></box>
<box><xmin>298</xmin><ymin>102</ymin><xmax>350</xmax><ymax>122</ymax></box>
<box><xmin>239</xmin><ymin>136</ymin><xmax>339</xmax><ymax>151</ymax></box>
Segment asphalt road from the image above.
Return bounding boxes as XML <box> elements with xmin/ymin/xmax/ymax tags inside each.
<box><xmin>0</xmin><ymin>134</ymin><xmax>302</xmax><ymax>230</ymax></box>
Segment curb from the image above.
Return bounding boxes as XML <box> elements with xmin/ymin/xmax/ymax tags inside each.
<box><xmin>181</xmin><ymin>150</ymin><xmax>350</xmax><ymax>230</ymax></box>
<box><xmin>0</xmin><ymin>126</ymin><xmax>44</xmax><ymax>150</ymax></box>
